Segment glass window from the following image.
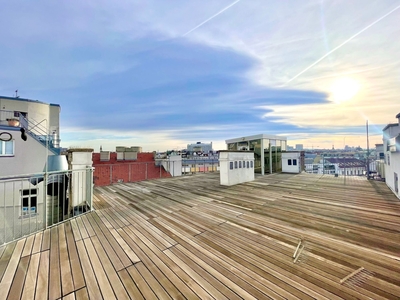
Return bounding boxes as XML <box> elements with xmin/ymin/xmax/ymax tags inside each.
<box><xmin>250</xmin><ymin>161</ymin><xmax>253</xmax><ymax>168</ymax></box>
<box><xmin>237</xmin><ymin>141</ymin><xmax>248</xmax><ymax>151</ymax></box>
<box><xmin>0</xmin><ymin>140</ymin><xmax>14</xmax><ymax>156</ymax></box>
<box><xmin>293</xmin><ymin>159</ymin><xmax>297</xmax><ymax>166</ymax></box>
<box><xmin>228</xmin><ymin>143</ymin><xmax>237</xmax><ymax>151</ymax></box>
<box><xmin>21</xmin><ymin>189</ymin><xmax>38</xmax><ymax>216</ymax></box>
<box><xmin>239</xmin><ymin>161</ymin><xmax>242</xmax><ymax>168</ymax></box>
<box><xmin>288</xmin><ymin>159</ymin><xmax>292</xmax><ymax>165</ymax></box>
<box><xmin>247</xmin><ymin>161</ymin><xmax>249</xmax><ymax>168</ymax></box>
<box><xmin>230</xmin><ymin>162</ymin><xmax>233</xmax><ymax>170</ymax></box>
<box><xmin>235</xmin><ymin>161</ymin><xmax>238</xmax><ymax>169</ymax></box>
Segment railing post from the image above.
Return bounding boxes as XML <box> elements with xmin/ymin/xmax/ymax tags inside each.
<box><xmin>43</xmin><ymin>172</ymin><xmax>48</xmax><ymax>229</ymax></box>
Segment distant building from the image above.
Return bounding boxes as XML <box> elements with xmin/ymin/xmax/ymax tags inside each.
<box><xmin>187</xmin><ymin>142</ymin><xmax>213</xmax><ymax>154</ymax></box>
<box><xmin>382</xmin><ymin>113</ymin><xmax>400</xmax><ymax>199</ymax></box>
<box><xmin>295</xmin><ymin>144</ymin><xmax>304</xmax><ymax>151</ymax></box>
<box><xmin>225</xmin><ymin>134</ymin><xmax>287</xmax><ymax>175</ymax></box>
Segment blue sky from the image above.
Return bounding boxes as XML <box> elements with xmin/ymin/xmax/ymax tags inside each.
<box><xmin>1</xmin><ymin>0</ymin><xmax>399</xmax><ymax>151</ymax></box>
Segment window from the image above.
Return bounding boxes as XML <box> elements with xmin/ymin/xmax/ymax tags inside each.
<box><xmin>387</xmin><ymin>154</ymin><xmax>390</xmax><ymax>165</ymax></box>
<box><xmin>288</xmin><ymin>159</ymin><xmax>292</xmax><ymax>165</ymax></box>
<box><xmin>239</xmin><ymin>161</ymin><xmax>242</xmax><ymax>168</ymax></box>
<box><xmin>293</xmin><ymin>159</ymin><xmax>297</xmax><ymax>166</ymax></box>
<box><xmin>230</xmin><ymin>162</ymin><xmax>233</xmax><ymax>170</ymax></box>
<box><xmin>0</xmin><ymin>140</ymin><xmax>14</xmax><ymax>156</ymax></box>
<box><xmin>247</xmin><ymin>161</ymin><xmax>249</xmax><ymax>168</ymax></box>
<box><xmin>250</xmin><ymin>161</ymin><xmax>253</xmax><ymax>168</ymax></box>
<box><xmin>21</xmin><ymin>189</ymin><xmax>38</xmax><ymax>217</ymax></box>
<box><xmin>234</xmin><ymin>161</ymin><xmax>238</xmax><ymax>169</ymax></box>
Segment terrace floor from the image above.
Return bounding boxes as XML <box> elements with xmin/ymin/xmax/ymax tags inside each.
<box><xmin>1</xmin><ymin>173</ymin><xmax>400</xmax><ymax>299</ymax></box>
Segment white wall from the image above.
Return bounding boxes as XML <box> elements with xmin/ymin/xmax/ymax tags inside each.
<box><xmin>0</xmin><ymin>127</ymin><xmax>51</xmax><ymax>177</ymax></box>
<box><xmin>282</xmin><ymin>152</ymin><xmax>301</xmax><ymax>173</ymax></box>
<box><xmin>219</xmin><ymin>151</ymin><xmax>254</xmax><ymax>186</ymax></box>
<box><xmin>68</xmin><ymin>149</ymin><xmax>93</xmax><ymax>207</ymax></box>
<box><xmin>162</xmin><ymin>155</ymin><xmax>182</xmax><ymax>177</ymax></box>
<box><xmin>385</xmin><ymin>151</ymin><xmax>400</xmax><ymax>199</ymax></box>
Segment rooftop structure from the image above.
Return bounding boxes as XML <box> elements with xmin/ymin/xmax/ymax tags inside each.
<box><xmin>1</xmin><ymin>173</ymin><xmax>399</xmax><ymax>299</ymax></box>
<box><xmin>226</xmin><ymin>134</ymin><xmax>287</xmax><ymax>175</ymax></box>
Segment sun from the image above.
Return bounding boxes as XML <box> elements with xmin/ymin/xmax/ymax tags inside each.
<box><xmin>330</xmin><ymin>77</ymin><xmax>360</xmax><ymax>103</ymax></box>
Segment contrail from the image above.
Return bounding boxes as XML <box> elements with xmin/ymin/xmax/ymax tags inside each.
<box><xmin>182</xmin><ymin>0</ymin><xmax>242</xmax><ymax>36</ymax></box>
<box><xmin>285</xmin><ymin>4</ymin><xmax>400</xmax><ymax>85</ymax></box>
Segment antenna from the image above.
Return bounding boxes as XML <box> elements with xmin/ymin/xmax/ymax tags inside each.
<box><xmin>15</xmin><ymin>89</ymin><xmax>19</xmax><ymax>98</ymax></box>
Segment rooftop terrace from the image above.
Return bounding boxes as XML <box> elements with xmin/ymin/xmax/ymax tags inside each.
<box><xmin>1</xmin><ymin>173</ymin><xmax>400</xmax><ymax>299</ymax></box>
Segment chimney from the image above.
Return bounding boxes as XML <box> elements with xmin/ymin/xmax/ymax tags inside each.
<box><xmin>397</xmin><ymin>112</ymin><xmax>400</xmax><ymax>125</ymax></box>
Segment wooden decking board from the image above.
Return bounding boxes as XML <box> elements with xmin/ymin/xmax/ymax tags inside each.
<box><xmin>123</xmin><ymin>225</ymin><xmax>202</xmax><ymax>299</ymax></box>
<box><xmin>1</xmin><ymin>173</ymin><xmax>400</xmax><ymax>299</ymax></box>
<box><xmin>90</xmin><ymin>212</ymin><xmax>132</xmax><ymax>268</ymax></box>
<box><xmin>61</xmin><ymin>292</ymin><xmax>75</xmax><ymax>300</ymax></box>
<box><xmin>69</xmin><ymin>219</ymin><xmax>81</xmax><ymax>242</ymax></box>
<box><xmin>7</xmin><ymin>255</ymin><xmax>30</xmax><ymax>300</ymax></box>
<box><xmin>126</xmin><ymin>264</ymin><xmax>159</xmax><ymax>300</ymax></box>
<box><xmin>90</xmin><ymin>236</ymin><xmax>130</xmax><ymax>299</ymax></box>
<box><xmin>117</xmin><ymin>269</ymin><xmax>145</xmax><ymax>300</ymax></box>
<box><xmin>0</xmin><ymin>239</ymin><xmax>25</xmax><ymax>300</ymax></box>
<box><xmin>0</xmin><ymin>242</ymin><xmax>16</xmax><ymax>282</ymax></box>
<box><xmin>204</xmin><ymin>226</ymin><xmax>384</xmax><ymax>300</ymax></box>
<box><xmin>74</xmin><ymin>287</ymin><xmax>89</xmax><ymax>300</ymax></box>
<box><xmin>31</xmin><ymin>231</ymin><xmax>43</xmax><ymax>254</ymax></box>
<box><xmin>58</xmin><ymin>224</ymin><xmax>74</xmax><ymax>297</ymax></box>
<box><xmin>35</xmin><ymin>250</ymin><xmax>50</xmax><ymax>300</ymax></box>
<box><xmin>75</xmin><ymin>240</ymin><xmax>102</xmax><ymax>300</ymax></box>
<box><xmin>84</xmin><ymin>213</ymin><xmax>125</xmax><ymax>271</ymax></box>
<box><xmin>21</xmin><ymin>252</ymin><xmax>40</xmax><ymax>300</ymax></box>
<box><xmin>21</xmin><ymin>234</ymin><xmax>35</xmax><ymax>257</ymax></box>
<box><xmin>41</xmin><ymin>229</ymin><xmax>51</xmax><ymax>251</ymax></box>
<box><xmin>118</xmin><ymin>226</ymin><xmax>185</xmax><ymax>299</ymax></box>
<box><xmin>80</xmin><ymin>215</ymin><xmax>96</xmax><ymax>238</ymax></box>
<box><xmin>64</xmin><ymin>222</ymin><xmax>85</xmax><ymax>291</ymax></box>
<box><xmin>49</xmin><ymin>226</ymin><xmax>61</xmax><ymax>300</ymax></box>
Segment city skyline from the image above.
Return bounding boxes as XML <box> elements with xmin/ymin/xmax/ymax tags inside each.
<box><xmin>1</xmin><ymin>0</ymin><xmax>399</xmax><ymax>151</ymax></box>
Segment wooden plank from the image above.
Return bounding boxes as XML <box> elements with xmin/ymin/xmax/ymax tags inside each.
<box><xmin>7</xmin><ymin>255</ymin><xmax>30</xmax><ymax>300</ymax></box>
<box><xmin>64</xmin><ymin>221</ymin><xmax>85</xmax><ymax>291</ymax></box>
<box><xmin>83</xmin><ymin>238</ymin><xmax>116</xmax><ymax>299</ymax></box>
<box><xmin>35</xmin><ymin>250</ymin><xmax>50</xmax><ymax>300</ymax></box>
<box><xmin>84</xmin><ymin>213</ymin><xmax>125</xmax><ymax>271</ymax></box>
<box><xmin>62</xmin><ymin>292</ymin><xmax>76</xmax><ymax>300</ymax></box>
<box><xmin>90</xmin><ymin>236</ymin><xmax>130</xmax><ymax>299</ymax></box>
<box><xmin>31</xmin><ymin>231</ymin><xmax>43</xmax><ymax>254</ymax></box>
<box><xmin>135</xmin><ymin>261</ymin><xmax>172</xmax><ymax>300</ymax></box>
<box><xmin>41</xmin><ymin>228</ymin><xmax>51</xmax><ymax>251</ymax></box>
<box><xmin>108</xmin><ymin>228</ymin><xmax>140</xmax><ymax>263</ymax></box>
<box><xmin>0</xmin><ymin>242</ymin><xmax>16</xmax><ymax>282</ymax></box>
<box><xmin>80</xmin><ymin>215</ymin><xmax>96</xmax><ymax>237</ymax></box>
<box><xmin>21</xmin><ymin>252</ymin><xmax>40</xmax><ymax>300</ymax></box>
<box><xmin>21</xmin><ymin>234</ymin><xmax>35</xmax><ymax>257</ymax></box>
<box><xmin>117</xmin><ymin>269</ymin><xmax>145</xmax><ymax>300</ymax></box>
<box><xmin>74</xmin><ymin>287</ymin><xmax>89</xmax><ymax>300</ymax></box>
<box><xmin>49</xmin><ymin>226</ymin><xmax>61</xmax><ymax>300</ymax></box>
<box><xmin>75</xmin><ymin>217</ymin><xmax>89</xmax><ymax>240</ymax></box>
<box><xmin>75</xmin><ymin>240</ymin><xmax>102</xmax><ymax>300</ymax></box>
<box><xmin>70</xmin><ymin>219</ymin><xmax>82</xmax><ymax>241</ymax></box>
<box><xmin>126</xmin><ymin>264</ymin><xmax>158</xmax><ymax>300</ymax></box>
<box><xmin>58</xmin><ymin>223</ymin><xmax>74</xmax><ymax>296</ymax></box>
<box><xmin>0</xmin><ymin>239</ymin><xmax>25</xmax><ymax>300</ymax></box>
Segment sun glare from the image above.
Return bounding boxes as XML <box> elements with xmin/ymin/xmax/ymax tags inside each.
<box><xmin>330</xmin><ymin>77</ymin><xmax>359</xmax><ymax>103</ymax></box>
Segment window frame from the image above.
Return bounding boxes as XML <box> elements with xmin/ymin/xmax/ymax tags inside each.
<box><xmin>0</xmin><ymin>140</ymin><xmax>15</xmax><ymax>156</ymax></box>
<box><xmin>20</xmin><ymin>188</ymin><xmax>38</xmax><ymax>218</ymax></box>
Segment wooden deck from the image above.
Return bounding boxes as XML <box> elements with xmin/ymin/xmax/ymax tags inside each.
<box><xmin>1</xmin><ymin>173</ymin><xmax>400</xmax><ymax>299</ymax></box>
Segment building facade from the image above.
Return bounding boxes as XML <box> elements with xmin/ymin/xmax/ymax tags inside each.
<box><xmin>226</xmin><ymin>134</ymin><xmax>287</xmax><ymax>175</ymax></box>
<box><xmin>382</xmin><ymin>113</ymin><xmax>400</xmax><ymax>199</ymax></box>
<box><xmin>0</xmin><ymin>96</ymin><xmax>61</xmax><ymax>176</ymax></box>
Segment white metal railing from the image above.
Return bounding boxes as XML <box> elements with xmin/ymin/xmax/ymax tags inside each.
<box><xmin>0</xmin><ymin>168</ymin><xmax>93</xmax><ymax>246</ymax></box>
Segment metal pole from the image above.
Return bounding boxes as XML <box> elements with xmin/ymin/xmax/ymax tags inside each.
<box><xmin>366</xmin><ymin>120</ymin><xmax>370</xmax><ymax>180</ymax></box>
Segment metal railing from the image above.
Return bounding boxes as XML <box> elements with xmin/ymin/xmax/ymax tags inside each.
<box><xmin>93</xmin><ymin>159</ymin><xmax>220</xmax><ymax>186</ymax></box>
<box><xmin>0</xmin><ymin>168</ymin><xmax>93</xmax><ymax>246</ymax></box>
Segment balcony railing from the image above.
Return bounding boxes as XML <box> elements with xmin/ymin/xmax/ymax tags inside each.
<box><xmin>0</xmin><ymin>168</ymin><xmax>93</xmax><ymax>246</ymax></box>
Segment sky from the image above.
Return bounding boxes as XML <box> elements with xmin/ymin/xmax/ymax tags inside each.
<box><xmin>1</xmin><ymin>0</ymin><xmax>400</xmax><ymax>152</ymax></box>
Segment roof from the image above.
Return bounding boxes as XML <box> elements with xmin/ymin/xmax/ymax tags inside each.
<box><xmin>226</xmin><ymin>133</ymin><xmax>287</xmax><ymax>144</ymax></box>
<box><xmin>1</xmin><ymin>173</ymin><xmax>400</xmax><ymax>299</ymax></box>
<box><xmin>0</xmin><ymin>95</ymin><xmax>60</xmax><ymax>107</ymax></box>
<box><xmin>396</xmin><ymin>112</ymin><xmax>400</xmax><ymax>118</ymax></box>
<box><xmin>325</xmin><ymin>157</ymin><xmax>365</xmax><ymax>168</ymax></box>
<box><xmin>382</xmin><ymin>123</ymin><xmax>399</xmax><ymax>131</ymax></box>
